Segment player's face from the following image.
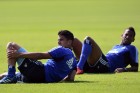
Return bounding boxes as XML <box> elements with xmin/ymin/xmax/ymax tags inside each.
<box><xmin>121</xmin><ymin>29</ymin><xmax>135</xmax><ymax>45</ymax></box>
<box><xmin>58</xmin><ymin>35</ymin><xmax>72</xmax><ymax>48</ymax></box>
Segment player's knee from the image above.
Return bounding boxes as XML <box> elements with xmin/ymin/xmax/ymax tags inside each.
<box><xmin>6</xmin><ymin>42</ymin><xmax>18</xmax><ymax>49</ymax></box>
<box><xmin>6</xmin><ymin>42</ymin><xmax>14</xmax><ymax>49</ymax></box>
<box><xmin>84</xmin><ymin>36</ymin><xmax>92</xmax><ymax>45</ymax></box>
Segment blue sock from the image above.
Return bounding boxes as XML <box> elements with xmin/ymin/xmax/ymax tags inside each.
<box><xmin>7</xmin><ymin>65</ymin><xmax>16</xmax><ymax>78</ymax></box>
<box><xmin>77</xmin><ymin>40</ymin><xmax>92</xmax><ymax>70</ymax></box>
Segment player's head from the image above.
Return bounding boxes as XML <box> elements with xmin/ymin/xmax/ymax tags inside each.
<box><xmin>58</xmin><ymin>30</ymin><xmax>74</xmax><ymax>48</ymax></box>
<box><xmin>121</xmin><ymin>27</ymin><xmax>135</xmax><ymax>45</ymax></box>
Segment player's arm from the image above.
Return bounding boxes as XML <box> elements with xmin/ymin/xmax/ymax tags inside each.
<box><xmin>127</xmin><ymin>62</ymin><xmax>139</xmax><ymax>72</ymax></box>
<box><xmin>115</xmin><ymin>63</ymin><xmax>139</xmax><ymax>73</ymax></box>
<box><xmin>125</xmin><ymin>47</ymin><xmax>139</xmax><ymax>72</ymax></box>
<box><xmin>124</xmin><ymin>50</ymin><xmax>139</xmax><ymax>72</ymax></box>
<box><xmin>19</xmin><ymin>52</ymin><xmax>52</xmax><ymax>60</ymax></box>
<box><xmin>72</xmin><ymin>38</ymin><xmax>82</xmax><ymax>60</ymax></box>
<box><xmin>115</xmin><ymin>49</ymin><xmax>139</xmax><ymax>73</ymax></box>
<box><xmin>62</xmin><ymin>70</ymin><xmax>76</xmax><ymax>82</ymax></box>
<box><xmin>8</xmin><ymin>50</ymin><xmax>52</xmax><ymax>60</ymax></box>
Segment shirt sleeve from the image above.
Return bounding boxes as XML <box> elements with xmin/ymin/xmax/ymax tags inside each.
<box><xmin>48</xmin><ymin>46</ymin><xmax>67</xmax><ymax>59</ymax></box>
<box><xmin>129</xmin><ymin>46</ymin><xmax>139</xmax><ymax>63</ymax></box>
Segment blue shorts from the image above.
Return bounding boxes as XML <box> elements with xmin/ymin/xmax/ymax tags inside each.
<box><xmin>83</xmin><ymin>54</ymin><xmax>109</xmax><ymax>73</ymax></box>
<box><xmin>17</xmin><ymin>48</ymin><xmax>46</xmax><ymax>83</ymax></box>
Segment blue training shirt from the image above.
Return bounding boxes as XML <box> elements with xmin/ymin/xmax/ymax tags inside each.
<box><xmin>44</xmin><ymin>46</ymin><xmax>77</xmax><ymax>83</ymax></box>
<box><xmin>106</xmin><ymin>45</ymin><xmax>139</xmax><ymax>72</ymax></box>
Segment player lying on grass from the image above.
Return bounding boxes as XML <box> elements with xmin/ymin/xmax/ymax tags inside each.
<box><xmin>76</xmin><ymin>27</ymin><xmax>139</xmax><ymax>74</ymax></box>
<box><xmin>0</xmin><ymin>27</ymin><xmax>138</xmax><ymax>82</ymax></box>
<box><xmin>0</xmin><ymin>30</ymin><xmax>79</xmax><ymax>84</ymax></box>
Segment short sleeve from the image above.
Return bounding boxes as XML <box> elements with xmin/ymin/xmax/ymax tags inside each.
<box><xmin>48</xmin><ymin>46</ymin><xmax>68</xmax><ymax>59</ymax></box>
<box><xmin>129</xmin><ymin>46</ymin><xmax>139</xmax><ymax>63</ymax></box>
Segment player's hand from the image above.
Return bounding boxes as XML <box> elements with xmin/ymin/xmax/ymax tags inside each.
<box><xmin>7</xmin><ymin>49</ymin><xmax>20</xmax><ymax>59</ymax></box>
<box><xmin>115</xmin><ymin>68</ymin><xmax>125</xmax><ymax>73</ymax></box>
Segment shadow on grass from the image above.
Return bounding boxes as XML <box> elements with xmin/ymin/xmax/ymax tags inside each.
<box><xmin>73</xmin><ymin>80</ymin><xmax>99</xmax><ymax>83</ymax></box>
<box><xmin>60</xmin><ymin>80</ymin><xmax>99</xmax><ymax>84</ymax></box>
<box><xmin>84</xmin><ymin>72</ymin><xmax>115</xmax><ymax>75</ymax></box>
<box><xmin>18</xmin><ymin>80</ymin><xmax>99</xmax><ymax>84</ymax></box>
<box><xmin>84</xmin><ymin>71</ymin><xmax>140</xmax><ymax>75</ymax></box>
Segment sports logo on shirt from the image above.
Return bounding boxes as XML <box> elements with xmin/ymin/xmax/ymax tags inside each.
<box><xmin>66</xmin><ymin>58</ymin><xmax>74</xmax><ymax>69</ymax></box>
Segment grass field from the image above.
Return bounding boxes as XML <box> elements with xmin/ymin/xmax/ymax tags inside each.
<box><xmin>0</xmin><ymin>0</ymin><xmax>140</xmax><ymax>93</ymax></box>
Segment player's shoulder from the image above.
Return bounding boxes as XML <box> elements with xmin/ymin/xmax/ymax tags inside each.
<box><xmin>126</xmin><ymin>45</ymin><xmax>139</xmax><ymax>53</ymax></box>
<box><xmin>50</xmin><ymin>46</ymin><xmax>72</xmax><ymax>52</ymax></box>
<box><xmin>127</xmin><ymin>45</ymin><xmax>137</xmax><ymax>49</ymax></box>
<box><xmin>57</xmin><ymin>46</ymin><xmax>71</xmax><ymax>51</ymax></box>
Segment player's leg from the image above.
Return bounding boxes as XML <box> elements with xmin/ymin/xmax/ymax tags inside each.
<box><xmin>77</xmin><ymin>36</ymin><xmax>102</xmax><ymax>74</ymax></box>
<box><xmin>0</xmin><ymin>72</ymin><xmax>8</xmax><ymax>80</ymax></box>
<box><xmin>7</xmin><ymin>42</ymin><xmax>21</xmax><ymax>66</ymax></box>
<box><xmin>72</xmin><ymin>38</ymin><xmax>82</xmax><ymax>59</ymax></box>
<box><xmin>0</xmin><ymin>42</ymin><xmax>25</xmax><ymax>84</ymax></box>
<box><xmin>86</xmin><ymin>36</ymin><xmax>102</xmax><ymax>65</ymax></box>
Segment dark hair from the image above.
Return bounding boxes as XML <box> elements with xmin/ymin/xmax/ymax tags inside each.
<box><xmin>58</xmin><ymin>30</ymin><xmax>74</xmax><ymax>41</ymax></box>
<box><xmin>127</xmin><ymin>27</ymin><xmax>136</xmax><ymax>37</ymax></box>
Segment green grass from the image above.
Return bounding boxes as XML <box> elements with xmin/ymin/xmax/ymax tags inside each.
<box><xmin>0</xmin><ymin>0</ymin><xmax>140</xmax><ymax>93</ymax></box>
<box><xmin>0</xmin><ymin>73</ymin><xmax>140</xmax><ymax>93</ymax></box>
